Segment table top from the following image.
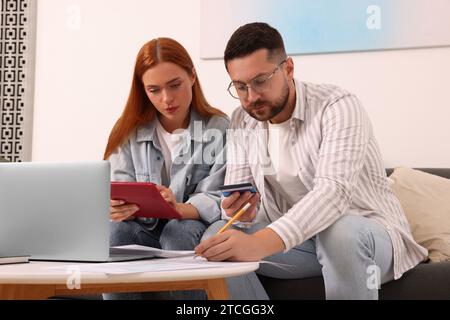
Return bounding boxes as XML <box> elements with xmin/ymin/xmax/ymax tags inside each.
<box><xmin>0</xmin><ymin>259</ymin><xmax>259</xmax><ymax>285</ymax></box>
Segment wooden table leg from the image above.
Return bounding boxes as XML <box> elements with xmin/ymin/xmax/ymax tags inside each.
<box><xmin>0</xmin><ymin>284</ymin><xmax>56</xmax><ymax>300</ymax></box>
<box><xmin>56</xmin><ymin>279</ymin><xmax>229</xmax><ymax>300</ymax></box>
<box><xmin>204</xmin><ymin>278</ymin><xmax>228</xmax><ymax>300</ymax></box>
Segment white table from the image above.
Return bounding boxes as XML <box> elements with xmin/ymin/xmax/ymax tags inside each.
<box><xmin>0</xmin><ymin>260</ymin><xmax>259</xmax><ymax>300</ymax></box>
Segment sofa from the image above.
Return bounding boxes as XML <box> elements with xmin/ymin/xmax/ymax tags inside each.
<box><xmin>258</xmin><ymin>168</ymin><xmax>450</xmax><ymax>300</ymax></box>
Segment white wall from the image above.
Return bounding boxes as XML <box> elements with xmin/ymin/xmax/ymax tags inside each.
<box><xmin>33</xmin><ymin>0</ymin><xmax>450</xmax><ymax>167</ymax></box>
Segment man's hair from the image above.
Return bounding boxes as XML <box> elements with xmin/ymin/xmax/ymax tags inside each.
<box><xmin>224</xmin><ymin>22</ymin><xmax>287</xmax><ymax>69</ymax></box>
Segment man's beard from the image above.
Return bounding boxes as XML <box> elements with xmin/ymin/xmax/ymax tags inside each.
<box><xmin>244</xmin><ymin>81</ymin><xmax>290</xmax><ymax>122</ymax></box>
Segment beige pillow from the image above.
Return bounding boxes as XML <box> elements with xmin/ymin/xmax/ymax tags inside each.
<box><xmin>389</xmin><ymin>167</ymin><xmax>450</xmax><ymax>262</ymax></box>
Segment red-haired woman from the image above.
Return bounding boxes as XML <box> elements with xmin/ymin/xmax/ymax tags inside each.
<box><xmin>104</xmin><ymin>38</ymin><xmax>229</xmax><ymax>260</ymax></box>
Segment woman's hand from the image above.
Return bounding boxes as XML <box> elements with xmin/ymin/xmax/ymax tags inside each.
<box><xmin>155</xmin><ymin>185</ymin><xmax>200</xmax><ymax>220</ymax></box>
<box><xmin>155</xmin><ymin>185</ymin><xmax>177</xmax><ymax>208</ymax></box>
<box><xmin>109</xmin><ymin>199</ymin><xmax>139</xmax><ymax>222</ymax></box>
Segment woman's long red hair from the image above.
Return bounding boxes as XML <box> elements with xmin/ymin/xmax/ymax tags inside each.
<box><xmin>104</xmin><ymin>38</ymin><xmax>226</xmax><ymax>160</ymax></box>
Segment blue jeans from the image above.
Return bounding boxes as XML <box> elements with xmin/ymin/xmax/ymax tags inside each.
<box><xmin>203</xmin><ymin>215</ymin><xmax>395</xmax><ymax>300</ymax></box>
<box><xmin>109</xmin><ymin>219</ymin><xmax>207</xmax><ymax>250</ymax></box>
<box><xmin>104</xmin><ymin>218</ymin><xmax>207</xmax><ymax>300</ymax></box>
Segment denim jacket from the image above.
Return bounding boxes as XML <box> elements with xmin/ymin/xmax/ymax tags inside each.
<box><xmin>108</xmin><ymin>110</ymin><xmax>229</xmax><ymax>225</ymax></box>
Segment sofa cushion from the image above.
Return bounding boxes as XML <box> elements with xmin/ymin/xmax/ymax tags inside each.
<box><xmin>258</xmin><ymin>260</ymin><xmax>450</xmax><ymax>300</ymax></box>
<box><xmin>389</xmin><ymin>167</ymin><xmax>450</xmax><ymax>262</ymax></box>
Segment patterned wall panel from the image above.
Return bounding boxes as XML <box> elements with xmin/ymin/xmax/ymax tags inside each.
<box><xmin>0</xmin><ymin>0</ymin><xmax>36</xmax><ymax>162</ymax></box>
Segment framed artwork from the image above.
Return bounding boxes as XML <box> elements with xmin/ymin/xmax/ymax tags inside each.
<box><xmin>201</xmin><ymin>0</ymin><xmax>450</xmax><ymax>59</ymax></box>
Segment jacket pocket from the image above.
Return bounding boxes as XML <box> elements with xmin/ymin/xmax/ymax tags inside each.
<box><xmin>135</xmin><ymin>173</ymin><xmax>150</xmax><ymax>182</ymax></box>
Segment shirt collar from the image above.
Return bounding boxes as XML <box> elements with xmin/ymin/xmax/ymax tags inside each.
<box><xmin>136</xmin><ymin>109</ymin><xmax>204</xmax><ymax>143</ymax></box>
<box><xmin>292</xmin><ymin>79</ymin><xmax>306</xmax><ymax>122</ymax></box>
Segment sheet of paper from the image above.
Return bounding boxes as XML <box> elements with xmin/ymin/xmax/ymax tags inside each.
<box><xmin>110</xmin><ymin>245</ymin><xmax>194</xmax><ymax>258</ymax></box>
<box><xmin>46</xmin><ymin>256</ymin><xmax>258</xmax><ymax>275</ymax></box>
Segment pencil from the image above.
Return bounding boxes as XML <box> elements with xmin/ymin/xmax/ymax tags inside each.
<box><xmin>193</xmin><ymin>202</ymin><xmax>252</xmax><ymax>259</ymax></box>
<box><xmin>217</xmin><ymin>202</ymin><xmax>252</xmax><ymax>234</ymax></box>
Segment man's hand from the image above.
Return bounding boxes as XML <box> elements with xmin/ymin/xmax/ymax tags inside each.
<box><xmin>194</xmin><ymin>228</ymin><xmax>285</xmax><ymax>262</ymax></box>
<box><xmin>222</xmin><ymin>191</ymin><xmax>260</xmax><ymax>222</ymax></box>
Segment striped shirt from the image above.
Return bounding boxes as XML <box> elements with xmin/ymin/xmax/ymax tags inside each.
<box><xmin>224</xmin><ymin>79</ymin><xmax>427</xmax><ymax>280</ymax></box>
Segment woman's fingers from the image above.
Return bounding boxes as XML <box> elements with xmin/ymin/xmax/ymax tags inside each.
<box><xmin>156</xmin><ymin>185</ymin><xmax>169</xmax><ymax>198</ymax></box>
<box><xmin>110</xmin><ymin>203</ymin><xmax>139</xmax><ymax>221</ymax></box>
<box><xmin>110</xmin><ymin>210</ymin><xmax>136</xmax><ymax>222</ymax></box>
<box><xmin>110</xmin><ymin>203</ymin><xmax>138</xmax><ymax>214</ymax></box>
<box><xmin>156</xmin><ymin>185</ymin><xmax>176</xmax><ymax>207</ymax></box>
<box><xmin>110</xmin><ymin>199</ymin><xmax>125</xmax><ymax>206</ymax></box>
<box><xmin>160</xmin><ymin>191</ymin><xmax>170</xmax><ymax>199</ymax></box>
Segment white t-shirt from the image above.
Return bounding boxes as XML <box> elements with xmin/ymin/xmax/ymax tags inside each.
<box><xmin>265</xmin><ymin>118</ymin><xmax>308</xmax><ymax>208</ymax></box>
<box><xmin>155</xmin><ymin>120</ymin><xmax>186</xmax><ymax>184</ymax></box>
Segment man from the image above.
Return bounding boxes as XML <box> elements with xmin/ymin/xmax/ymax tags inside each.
<box><xmin>195</xmin><ymin>22</ymin><xmax>427</xmax><ymax>299</ymax></box>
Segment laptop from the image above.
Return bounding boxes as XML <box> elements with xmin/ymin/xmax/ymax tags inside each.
<box><xmin>0</xmin><ymin>161</ymin><xmax>161</xmax><ymax>262</ymax></box>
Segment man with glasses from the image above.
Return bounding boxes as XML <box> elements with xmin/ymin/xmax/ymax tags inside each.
<box><xmin>196</xmin><ymin>22</ymin><xmax>427</xmax><ymax>300</ymax></box>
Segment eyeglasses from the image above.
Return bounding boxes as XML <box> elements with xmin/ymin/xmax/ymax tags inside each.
<box><xmin>227</xmin><ymin>60</ymin><xmax>286</xmax><ymax>99</ymax></box>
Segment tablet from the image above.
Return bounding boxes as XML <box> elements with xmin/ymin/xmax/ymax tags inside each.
<box><xmin>218</xmin><ymin>183</ymin><xmax>257</xmax><ymax>197</ymax></box>
<box><xmin>111</xmin><ymin>182</ymin><xmax>182</xmax><ymax>219</ymax></box>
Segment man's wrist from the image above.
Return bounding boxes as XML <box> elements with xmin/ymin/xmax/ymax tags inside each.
<box><xmin>253</xmin><ymin>228</ymin><xmax>286</xmax><ymax>257</ymax></box>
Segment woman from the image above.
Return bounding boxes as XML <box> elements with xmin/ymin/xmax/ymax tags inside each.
<box><xmin>104</xmin><ymin>37</ymin><xmax>228</xmax><ymax>259</ymax></box>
